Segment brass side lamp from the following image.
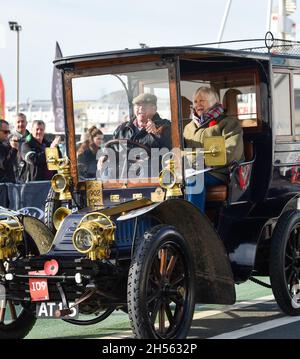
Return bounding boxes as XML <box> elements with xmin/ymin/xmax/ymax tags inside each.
<box><xmin>159</xmin><ymin>137</ymin><xmax>226</xmax><ymax>197</ymax></box>
<box><xmin>159</xmin><ymin>154</ymin><xmax>183</xmax><ymax>199</ymax></box>
<box><xmin>45</xmin><ymin>147</ymin><xmax>73</xmax><ymax>230</ymax></box>
<box><xmin>46</xmin><ymin>147</ymin><xmax>72</xmax><ymax>201</ymax></box>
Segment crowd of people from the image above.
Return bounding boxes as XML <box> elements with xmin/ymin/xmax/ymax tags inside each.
<box><xmin>0</xmin><ymin>89</ymin><xmax>244</xmax><ymax>213</ymax></box>
<box><xmin>0</xmin><ymin>114</ymin><xmax>61</xmax><ymax>183</ymax></box>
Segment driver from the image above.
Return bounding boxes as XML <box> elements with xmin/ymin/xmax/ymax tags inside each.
<box><xmin>114</xmin><ymin>93</ymin><xmax>171</xmax><ymax>149</ymax></box>
<box><xmin>97</xmin><ymin>93</ymin><xmax>171</xmax><ymax>174</ymax></box>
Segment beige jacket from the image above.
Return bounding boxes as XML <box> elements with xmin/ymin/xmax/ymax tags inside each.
<box><xmin>183</xmin><ymin>115</ymin><xmax>244</xmax><ymax>182</ymax></box>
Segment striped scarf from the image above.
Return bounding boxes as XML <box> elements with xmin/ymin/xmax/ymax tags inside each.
<box><xmin>193</xmin><ymin>103</ymin><xmax>224</xmax><ymax>127</ymax></box>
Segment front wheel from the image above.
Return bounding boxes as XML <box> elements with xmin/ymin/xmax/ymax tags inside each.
<box><xmin>270</xmin><ymin>210</ymin><xmax>300</xmax><ymax>315</ymax></box>
<box><xmin>0</xmin><ymin>302</ymin><xmax>36</xmax><ymax>339</ymax></box>
<box><xmin>0</xmin><ymin>260</ymin><xmax>36</xmax><ymax>338</ymax></box>
<box><xmin>127</xmin><ymin>225</ymin><xmax>195</xmax><ymax>339</ymax></box>
<box><xmin>44</xmin><ymin>187</ymin><xmax>60</xmax><ymax>233</ymax></box>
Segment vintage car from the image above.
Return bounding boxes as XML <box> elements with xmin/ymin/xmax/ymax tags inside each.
<box><xmin>1</xmin><ymin>34</ymin><xmax>300</xmax><ymax>339</ymax></box>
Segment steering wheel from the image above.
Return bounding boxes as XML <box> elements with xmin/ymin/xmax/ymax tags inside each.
<box><xmin>99</xmin><ymin>139</ymin><xmax>151</xmax><ymax>179</ymax></box>
<box><xmin>104</xmin><ymin>139</ymin><xmax>151</xmax><ymax>157</ymax></box>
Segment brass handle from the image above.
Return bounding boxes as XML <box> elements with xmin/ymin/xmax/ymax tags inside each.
<box><xmin>203</xmin><ymin>145</ymin><xmax>221</xmax><ymax>156</ymax></box>
<box><xmin>182</xmin><ymin>146</ymin><xmax>220</xmax><ymax>156</ymax></box>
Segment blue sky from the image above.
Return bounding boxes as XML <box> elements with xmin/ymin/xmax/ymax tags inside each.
<box><xmin>0</xmin><ymin>0</ymin><xmax>299</xmax><ymax>103</ymax></box>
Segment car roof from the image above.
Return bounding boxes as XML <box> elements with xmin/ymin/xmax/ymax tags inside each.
<box><xmin>53</xmin><ymin>45</ymin><xmax>272</xmax><ymax>69</ymax></box>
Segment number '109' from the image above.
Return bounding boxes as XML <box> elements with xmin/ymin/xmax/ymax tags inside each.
<box><xmin>30</xmin><ymin>281</ymin><xmax>47</xmax><ymax>291</ymax></box>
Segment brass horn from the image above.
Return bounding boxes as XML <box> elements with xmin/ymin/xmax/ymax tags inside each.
<box><xmin>53</xmin><ymin>207</ymin><xmax>71</xmax><ymax>231</ymax></box>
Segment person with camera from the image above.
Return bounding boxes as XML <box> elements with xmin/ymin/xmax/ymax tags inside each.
<box><xmin>0</xmin><ymin>119</ymin><xmax>19</xmax><ymax>183</ymax></box>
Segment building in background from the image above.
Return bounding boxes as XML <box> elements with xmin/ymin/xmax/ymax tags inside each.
<box><xmin>271</xmin><ymin>0</ymin><xmax>297</xmax><ymax>40</ymax></box>
<box><xmin>5</xmin><ymin>93</ymin><xmax>170</xmax><ymax>135</ymax></box>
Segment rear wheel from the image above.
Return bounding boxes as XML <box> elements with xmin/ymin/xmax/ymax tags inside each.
<box><xmin>270</xmin><ymin>210</ymin><xmax>300</xmax><ymax>315</ymax></box>
<box><xmin>128</xmin><ymin>225</ymin><xmax>195</xmax><ymax>339</ymax></box>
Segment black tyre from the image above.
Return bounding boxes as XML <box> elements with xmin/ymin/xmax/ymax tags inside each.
<box><xmin>44</xmin><ymin>187</ymin><xmax>60</xmax><ymax>233</ymax></box>
<box><xmin>270</xmin><ymin>210</ymin><xmax>300</xmax><ymax>315</ymax></box>
<box><xmin>128</xmin><ymin>225</ymin><xmax>195</xmax><ymax>339</ymax></box>
<box><xmin>0</xmin><ymin>303</ymin><xmax>36</xmax><ymax>339</ymax></box>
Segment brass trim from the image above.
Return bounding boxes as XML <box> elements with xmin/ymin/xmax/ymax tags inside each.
<box><xmin>110</xmin><ymin>194</ymin><xmax>120</xmax><ymax>203</ymax></box>
<box><xmin>132</xmin><ymin>193</ymin><xmax>143</xmax><ymax>200</ymax></box>
<box><xmin>86</xmin><ymin>180</ymin><xmax>103</xmax><ymax>208</ymax></box>
<box><xmin>101</xmin><ymin>198</ymin><xmax>153</xmax><ymax>217</ymax></box>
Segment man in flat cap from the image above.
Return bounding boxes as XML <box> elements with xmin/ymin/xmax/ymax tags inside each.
<box><xmin>113</xmin><ymin>93</ymin><xmax>171</xmax><ymax>149</ymax></box>
<box><xmin>97</xmin><ymin>93</ymin><xmax>171</xmax><ymax>177</ymax></box>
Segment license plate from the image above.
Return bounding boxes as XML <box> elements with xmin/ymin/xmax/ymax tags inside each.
<box><xmin>29</xmin><ymin>271</ymin><xmax>49</xmax><ymax>302</ymax></box>
<box><xmin>36</xmin><ymin>302</ymin><xmax>79</xmax><ymax>319</ymax></box>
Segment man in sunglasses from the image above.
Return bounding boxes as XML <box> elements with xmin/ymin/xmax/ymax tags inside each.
<box><xmin>0</xmin><ymin>119</ymin><xmax>19</xmax><ymax>183</ymax></box>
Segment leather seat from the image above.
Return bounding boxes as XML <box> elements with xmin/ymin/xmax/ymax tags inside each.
<box><xmin>206</xmin><ymin>184</ymin><xmax>227</xmax><ymax>201</ymax></box>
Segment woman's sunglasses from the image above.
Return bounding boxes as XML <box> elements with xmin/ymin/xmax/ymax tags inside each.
<box><xmin>0</xmin><ymin>130</ymin><xmax>10</xmax><ymax>134</ymax></box>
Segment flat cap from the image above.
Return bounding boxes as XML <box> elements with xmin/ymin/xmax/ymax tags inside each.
<box><xmin>132</xmin><ymin>93</ymin><xmax>157</xmax><ymax>106</ymax></box>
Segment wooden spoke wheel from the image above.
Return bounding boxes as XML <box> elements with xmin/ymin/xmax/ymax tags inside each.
<box><xmin>270</xmin><ymin>210</ymin><xmax>300</xmax><ymax>315</ymax></box>
<box><xmin>0</xmin><ymin>261</ymin><xmax>36</xmax><ymax>339</ymax></box>
<box><xmin>128</xmin><ymin>225</ymin><xmax>195</xmax><ymax>339</ymax></box>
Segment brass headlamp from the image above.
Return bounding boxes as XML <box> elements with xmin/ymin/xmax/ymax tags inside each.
<box><xmin>0</xmin><ymin>214</ymin><xmax>24</xmax><ymax>260</ymax></box>
<box><xmin>72</xmin><ymin>213</ymin><xmax>116</xmax><ymax>260</ymax></box>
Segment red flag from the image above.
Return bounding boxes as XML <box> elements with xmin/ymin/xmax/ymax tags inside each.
<box><xmin>0</xmin><ymin>75</ymin><xmax>5</xmax><ymax>119</ymax></box>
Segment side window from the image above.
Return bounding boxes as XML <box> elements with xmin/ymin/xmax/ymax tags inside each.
<box><xmin>180</xmin><ymin>69</ymin><xmax>261</xmax><ymax>131</ymax></box>
<box><xmin>220</xmin><ymin>87</ymin><xmax>257</xmax><ymax>127</ymax></box>
<box><xmin>274</xmin><ymin>71</ymin><xmax>300</xmax><ymax>139</ymax></box>
<box><xmin>294</xmin><ymin>74</ymin><xmax>300</xmax><ymax>135</ymax></box>
<box><xmin>274</xmin><ymin>73</ymin><xmax>291</xmax><ymax>136</ymax></box>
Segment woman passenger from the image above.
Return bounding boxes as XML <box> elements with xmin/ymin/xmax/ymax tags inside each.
<box><xmin>183</xmin><ymin>86</ymin><xmax>244</xmax><ymax>211</ymax></box>
<box><xmin>77</xmin><ymin>126</ymin><xmax>104</xmax><ymax>179</ymax></box>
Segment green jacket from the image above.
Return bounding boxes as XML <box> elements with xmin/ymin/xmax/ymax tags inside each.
<box><xmin>183</xmin><ymin>115</ymin><xmax>244</xmax><ymax>182</ymax></box>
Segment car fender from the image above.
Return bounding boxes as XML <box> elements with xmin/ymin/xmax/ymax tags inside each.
<box><xmin>121</xmin><ymin>198</ymin><xmax>235</xmax><ymax>305</ymax></box>
<box><xmin>253</xmin><ymin>194</ymin><xmax>300</xmax><ymax>276</ymax></box>
<box><xmin>22</xmin><ymin>216</ymin><xmax>54</xmax><ymax>254</ymax></box>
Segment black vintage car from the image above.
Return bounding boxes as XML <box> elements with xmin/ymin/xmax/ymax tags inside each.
<box><xmin>1</xmin><ymin>34</ymin><xmax>300</xmax><ymax>339</ymax></box>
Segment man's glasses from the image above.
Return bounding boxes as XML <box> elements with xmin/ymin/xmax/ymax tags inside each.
<box><xmin>0</xmin><ymin>130</ymin><xmax>10</xmax><ymax>134</ymax></box>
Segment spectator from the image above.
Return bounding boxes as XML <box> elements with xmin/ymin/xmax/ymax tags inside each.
<box><xmin>11</xmin><ymin>113</ymin><xmax>30</xmax><ymax>182</ymax></box>
<box><xmin>0</xmin><ymin>119</ymin><xmax>19</xmax><ymax>183</ymax></box>
<box><xmin>76</xmin><ymin>131</ymin><xmax>89</xmax><ymax>151</ymax></box>
<box><xmin>12</xmin><ymin>113</ymin><xmax>30</xmax><ymax>143</ymax></box>
<box><xmin>77</xmin><ymin>126</ymin><xmax>104</xmax><ymax>179</ymax></box>
<box><xmin>19</xmin><ymin>120</ymin><xmax>60</xmax><ymax>182</ymax></box>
